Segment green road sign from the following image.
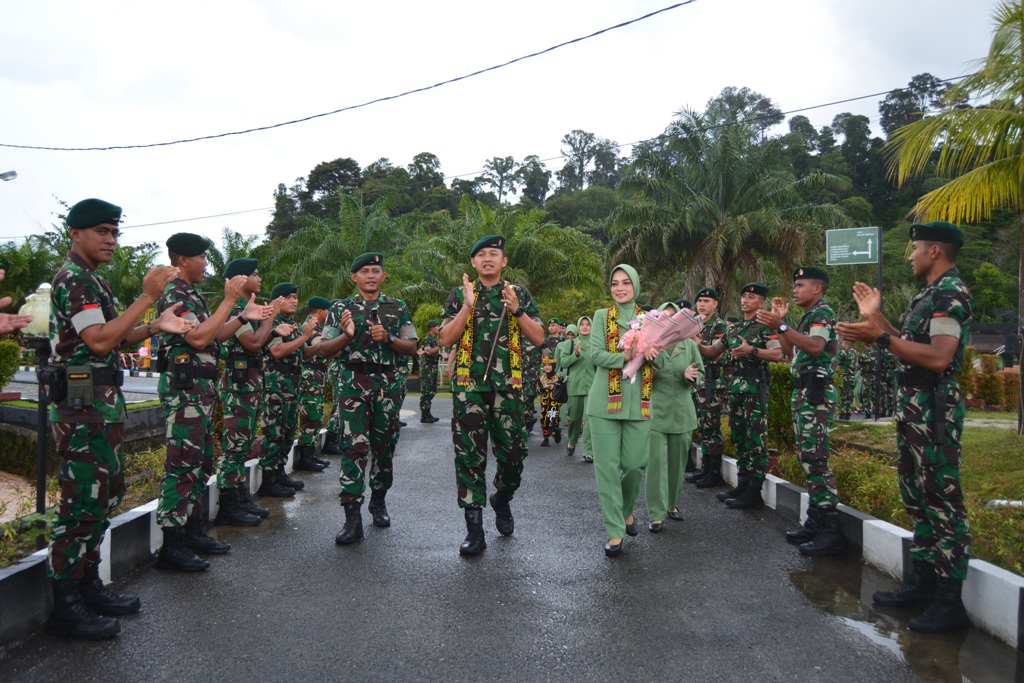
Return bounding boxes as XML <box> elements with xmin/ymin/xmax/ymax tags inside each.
<box><xmin>826</xmin><ymin>227</ymin><xmax>880</xmax><ymax>266</ymax></box>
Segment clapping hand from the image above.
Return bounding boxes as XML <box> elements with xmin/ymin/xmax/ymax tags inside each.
<box><xmin>274</xmin><ymin>322</ymin><xmax>296</xmax><ymax>337</ymax></box>
<box><xmin>684</xmin><ymin>362</ymin><xmax>700</xmax><ymax>382</ymax></box>
<box><xmin>0</xmin><ymin>270</ymin><xmax>33</xmax><ymax>334</ymax></box>
<box><xmin>755</xmin><ymin>298</ymin><xmax>789</xmax><ymax>330</ymax></box>
<box><xmin>340</xmin><ymin>309</ymin><xmax>356</xmax><ymax>337</ymax></box>
<box><xmin>241</xmin><ymin>294</ymin><xmax>273</xmax><ymax>321</ymax></box>
<box><xmin>852</xmin><ymin>282</ymin><xmax>882</xmax><ymax>319</ymax></box>
<box><xmin>461</xmin><ymin>273</ymin><xmax>475</xmax><ymax>309</ymax></box>
<box><xmin>153</xmin><ymin>302</ymin><xmax>196</xmax><ymax>335</ymax></box>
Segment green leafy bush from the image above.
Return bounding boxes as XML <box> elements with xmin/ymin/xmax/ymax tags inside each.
<box><xmin>999</xmin><ymin>369</ymin><xmax>1020</xmax><ymax>413</ymax></box>
<box><xmin>766</xmin><ymin>362</ymin><xmax>794</xmax><ymax>449</ymax></box>
<box><xmin>958</xmin><ymin>346</ymin><xmax>975</xmax><ymax>397</ymax></box>
<box><xmin>0</xmin><ymin>339</ymin><xmax>21</xmax><ymax>389</ymax></box>
<box><xmin>974</xmin><ymin>354</ymin><xmax>1003</xmax><ymax>406</ymax></box>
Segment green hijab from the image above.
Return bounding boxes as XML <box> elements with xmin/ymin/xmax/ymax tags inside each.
<box><xmin>611</xmin><ymin>263</ymin><xmax>641</xmax><ymax>322</ymax></box>
<box><xmin>659</xmin><ymin>301</ymin><xmax>679</xmax><ymax>313</ymax></box>
<box><xmin>576</xmin><ymin>315</ymin><xmax>592</xmax><ymax>335</ymax></box>
<box><xmin>564</xmin><ymin>324</ymin><xmax>579</xmax><ymax>337</ymax></box>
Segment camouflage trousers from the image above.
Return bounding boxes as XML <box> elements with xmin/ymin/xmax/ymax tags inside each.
<box><xmin>453</xmin><ymin>390</ymin><xmax>527</xmax><ymax>508</ymax></box>
<box><xmin>522</xmin><ymin>387</ymin><xmax>538</xmax><ymax>429</ymax></box>
<box><xmin>218</xmin><ymin>385</ymin><xmax>261</xmax><ymax>490</ymax></box>
<box><xmin>419</xmin><ymin>363</ymin><xmax>438</xmax><ymax>412</ymax></box>
<box><xmin>326</xmin><ymin>395</ymin><xmax>351</xmax><ymax>450</ymax></box>
<box><xmin>261</xmin><ymin>387</ymin><xmax>299</xmax><ymax>470</ymax></box>
<box><xmin>695</xmin><ymin>380</ymin><xmax>726</xmax><ymax>457</ymax></box>
<box><xmin>896</xmin><ymin>416</ymin><xmax>972</xmax><ymax>580</ymax></box>
<box><xmin>792</xmin><ymin>390</ymin><xmax>839</xmax><ymax>508</ymax></box>
<box><xmin>860</xmin><ymin>374</ymin><xmax>876</xmax><ymax>416</ymax></box>
<box><xmin>297</xmin><ymin>369</ymin><xmax>326</xmax><ymax>448</ymax></box>
<box><xmin>337</xmin><ymin>381</ymin><xmax>402</xmax><ymax>504</ymax></box>
<box><xmin>539</xmin><ymin>387</ymin><xmax>562</xmax><ymax>438</ymax></box>
<box><xmin>157</xmin><ymin>377</ymin><xmax>217</xmax><ymax>527</ymax></box>
<box><xmin>728</xmin><ymin>392</ymin><xmax>768</xmax><ymax>479</ymax></box>
<box><xmin>48</xmin><ymin>421</ymin><xmax>125</xmax><ymax>581</ymax></box>
<box><xmin>563</xmin><ymin>394</ymin><xmax>592</xmax><ymax>454</ymax></box>
<box><xmin>838</xmin><ymin>375</ymin><xmax>856</xmax><ymax>416</ymax></box>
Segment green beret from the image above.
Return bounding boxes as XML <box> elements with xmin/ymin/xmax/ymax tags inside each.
<box><xmin>350</xmin><ymin>252</ymin><xmax>384</xmax><ymax>272</ymax></box>
<box><xmin>910</xmin><ymin>221</ymin><xmax>964</xmax><ymax>247</ymax></box>
<box><xmin>547</xmin><ymin>317</ymin><xmax>561</xmax><ymax>325</ymax></box>
<box><xmin>270</xmin><ymin>282</ymin><xmax>299</xmax><ymax>299</ymax></box>
<box><xmin>426</xmin><ymin>319</ymin><xmax>440</xmax><ymax>329</ymax></box>
<box><xmin>675</xmin><ymin>298</ymin><xmax>692</xmax><ymax>310</ymax></box>
<box><xmin>166</xmin><ymin>232</ymin><xmax>212</xmax><ymax>257</ymax></box>
<box><xmin>223</xmin><ymin>258</ymin><xmax>258</xmax><ymax>278</ymax></box>
<box><xmin>307</xmin><ymin>296</ymin><xmax>332</xmax><ymax>310</ymax></box>
<box><xmin>66</xmin><ymin>198</ymin><xmax>122</xmax><ymax>229</ymax></box>
<box><xmin>695</xmin><ymin>287</ymin><xmax>718</xmax><ymax>301</ymax></box>
<box><xmin>793</xmin><ymin>266</ymin><xmax>830</xmax><ymax>283</ymax></box>
<box><xmin>741</xmin><ymin>282</ymin><xmax>769</xmax><ymax>298</ymax></box>
<box><xmin>470</xmin><ymin>234</ymin><xmax>505</xmax><ymax>257</ymax></box>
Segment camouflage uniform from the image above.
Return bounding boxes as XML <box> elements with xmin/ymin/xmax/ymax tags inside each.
<box><xmin>896</xmin><ymin>267</ymin><xmax>972</xmax><ymax>580</ymax></box>
<box><xmin>156</xmin><ymin>279</ymin><xmax>220</xmax><ymax>527</ymax></box>
<box><xmin>261</xmin><ymin>312</ymin><xmax>304</xmax><ymax>472</ymax></box>
<box><xmin>441</xmin><ymin>282</ymin><xmax>541</xmax><ymax>508</ymax></box>
<box><xmin>837</xmin><ymin>346</ymin><xmax>858</xmax><ymax>418</ymax></box>
<box><xmin>521</xmin><ymin>339</ymin><xmax>542</xmax><ymax>432</ymax></box>
<box><xmin>695</xmin><ymin>313</ymin><xmax>729</xmax><ymax>459</ymax></box>
<box><xmin>418</xmin><ymin>332</ymin><xmax>440</xmax><ymax>414</ymax></box>
<box><xmin>326</xmin><ymin>356</ymin><xmax>348</xmax><ymax>448</ymax></box>
<box><xmin>323</xmin><ymin>295</ymin><xmax>416</xmax><ymax>504</ymax></box>
<box><xmin>859</xmin><ymin>346</ymin><xmax>878</xmax><ymax>417</ymax></box>
<box><xmin>217</xmin><ymin>300</ymin><xmax>264</xmax><ymax>491</ymax></box>
<box><xmin>297</xmin><ymin>329</ymin><xmax>328</xmax><ymax>449</ymax></box>
<box><xmin>722</xmin><ymin>318</ymin><xmax>780</xmax><ymax>482</ymax></box>
<box><xmin>880</xmin><ymin>348</ymin><xmax>898</xmax><ymax>417</ymax></box>
<box><xmin>47</xmin><ymin>252</ymin><xmax>127</xmax><ymax>581</ymax></box>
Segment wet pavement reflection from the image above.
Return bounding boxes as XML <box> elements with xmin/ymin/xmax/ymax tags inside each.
<box><xmin>790</xmin><ymin>558</ymin><xmax>1024</xmax><ymax>683</ymax></box>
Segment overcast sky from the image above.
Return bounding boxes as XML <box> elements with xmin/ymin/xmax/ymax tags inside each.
<box><xmin>0</xmin><ymin>0</ymin><xmax>996</xmax><ymax>261</ymax></box>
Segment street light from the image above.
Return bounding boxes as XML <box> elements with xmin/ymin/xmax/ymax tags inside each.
<box><xmin>0</xmin><ymin>171</ymin><xmax>17</xmax><ymax>182</ymax></box>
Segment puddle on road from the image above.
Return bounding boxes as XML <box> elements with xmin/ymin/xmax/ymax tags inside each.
<box><xmin>790</xmin><ymin>559</ymin><xmax>1024</xmax><ymax>683</ymax></box>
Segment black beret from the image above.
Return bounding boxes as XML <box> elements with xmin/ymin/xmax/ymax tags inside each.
<box><xmin>426</xmin><ymin>319</ymin><xmax>440</xmax><ymax>329</ymax></box>
<box><xmin>166</xmin><ymin>232</ymin><xmax>212</xmax><ymax>257</ymax></box>
<box><xmin>793</xmin><ymin>266</ymin><xmax>830</xmax><ymax>283</ymax></box>
<box><xmin>350</xmin><ymin>252</ymin><xmax>383</xmax><ymax>272</ymax></box>
<box><xmin>675</xmin><ymin>298</ymin><xmax>692</xmax><ymax>310</ymax></box>
<box><xmin>695</xmin><ymin>287</ymin><xmax>719</xmax><ymax>301</ymax></box>
<box><xmin>224</xmin><ymin>258</ymin><xmax>258</xmax><ymax>278</ymax></box>
<box><xmin>307</xmin><ymin>296</ymin><xmax>332</xmax><ymax>310</ymax></box>
<box><xmin>471</xmin><ymin>234</ymin><xmax>505</xmax><ymax>257</ymax></box>
<box><xmin>910</xmin><ymin>221</ymin><xmax>964</xmax><ymax>246</ymax></box>
<box><xmin>741</xmin><ymin>282</ymin><xmax>769</xmax><ymax>297</ymax></box>
<box><xmin>270</xmin><ymin>282</ymin><xmax>299</xmax><ymax>299</ymax></box>
<box><xmin>66</xmin><ymin>198</ymin><xmax>122</xmax><ymax>229</ymax></box>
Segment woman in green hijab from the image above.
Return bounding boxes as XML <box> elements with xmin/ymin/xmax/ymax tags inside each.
<box><xmin>587</xmin><ymin>264</ymin><xmax>662</xmax><ymax>556</ymax></box>
<box><xmin>559</xmin><ymin>316</ymin><xmax>596</xmax><ymax>461</ymax></box>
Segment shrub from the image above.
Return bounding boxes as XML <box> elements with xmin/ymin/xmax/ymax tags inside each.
<box><xmin>958</xmin><ymin>346</ymin><xmax>974</xmax><ymax>397</ymax></box>
<box><xmin>0</xmin><ymin>339</ymin><xmax>21</xmax><ymax>389</ymax></box>
<box><xmin>766</xmin><ymin>362</ymin><xmax>794</xmax><ymax>449</ymax></box>
<box><xmin>999</xmin><ymin>369</ymin><xmax>1020</xmax><ymax>413</ymax></box>
<box><xmin>974</xmin><ymin>354</ymin><xmax>1003</xmax><ymax>407</ymax></box>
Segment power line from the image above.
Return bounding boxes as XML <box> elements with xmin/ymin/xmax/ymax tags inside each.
<box><xmin>0</xmin><ymin>2</ymin><xmax>697</xmax><ymax>153</ymax></box>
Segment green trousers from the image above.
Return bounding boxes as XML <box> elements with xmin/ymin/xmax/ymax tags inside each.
<box><xmin>563</xmin><ymin>394</ymin><xmax>592</xmax><ymax>455</ymax></box>
<box><xmin>646</xmin><ymin>430</ymin><xmax>692</xmax><ymax>522</ymax></box>
<box><xmin>589</xmin><ymin>415</ymin><xmax>651</xmax><ymax>539</ymax></box>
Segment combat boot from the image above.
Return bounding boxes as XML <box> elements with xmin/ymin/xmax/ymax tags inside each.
<box><xmin>321</xmin><ymin>431</ymin><xmax>344</xmax><ymax>455</ymax></box>
<box><xmin>685</xmin><ymin>451</ymin><xmax>710</xmax><ymax>484</ymax></box>
<box><xmin>237</xmin><ymin>484</ymin><xmax>270</xmax><ymax>518</ymax></box>
<box><xmin>276</xmin><ymin>464</ymin><xmax>306</xmax><ymax>490</ymax></box>
<box><xmin>909</xmin><ymin>577</ymin><xmax>970</xmax><ymax>633</ymax></box>
<box><xmin>426</xmin><ymin>410</ymin><xmax>440</xmax><ymax>423</ymax></box>
<box><xmin>214</xmin><ymin>488</ymin><xmax>261</xmax><ymax>527</ymax></box>
<box><xmin>80</xmin><ymin>564</ymin><xmax>141</xmax><ymax>616</ymax></box>
<box><xmin>459</xmin><ymin>508</ymin><xmax>486</xmax><ymax>556</ymax></box>
<box><xmin>46</xmin><ymin>579</ymin><xmax>121</xmax><ymax>640</ymax></box>
<box><xmin>725</xmin><ymin>476</ymin><xmax>765</xmax><ymax>509</ymax></box>
<box><xmin>295</xmin><ymin>445</ymin><xmax>326</xmax><ymax>472</ymax></box>
<box><xmin>367</xmin><ymin>490</ymin><xmax>391</xmax><ymax>528</ymax></box>
<box><xmin>335</xmin><ymin>503</ymin><xmax>364</xmax><ymax>544</ymax></box>
<box><xmin>155</xmin><ymin>527</ymin><xmax>210</xmax><ymax>572</ymax></box>
<box><xmin>256</xmin><ymin>468</ymin><xmax>295</xmax><ymax>498</ymax></box>
<box><xmin>184</xmin><ymin>516</ymin><xmax>231</xmax><ymax>555</ymax></box>
<box><xmin>786</xmin><ymin>506</ymin><xmax>823</xmax><ymax>544</ymax></box>
<box><xmin>873</xmin><ymin>559</ymin><xmax>937</xmax><ymax>607</ymax></box>
<box><xmin>489</xmin><ymin>490</ymin><xmax>514</xmax><ymax>536</ymax></box>
<box><xmin>695</xmin><ymin>455</ymin><xmax>727</xmax><ymax>488</ymax></box>
<box><xmin>420</xmin><ymin>408</ymin><xmax>439</xmax><ymax>423</ymax></box>
<box><xmin>715</xmin><ymin>468</ymin><xmax>749</xmax><ymax>501</ymax></box>
<box><xmin>798</xmin><ymin>507</ymin><xmax>849</xmax><ymax>556</ymax></box>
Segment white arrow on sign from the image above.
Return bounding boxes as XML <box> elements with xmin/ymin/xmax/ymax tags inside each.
<box><xmin>851</xmin><ymin>238</ymin><xmax>873</xmax><ymax>258</ymax></box>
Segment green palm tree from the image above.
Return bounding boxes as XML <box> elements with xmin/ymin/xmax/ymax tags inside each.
<box><xmin>99</xmin><ymin>242</ymin><xmax>159</xmax><ymax>309</ymax></box>
<box><xmin>885</xmin><ymin>0</ymin><xmax>1024</xmax><ymax>432</ymax></box>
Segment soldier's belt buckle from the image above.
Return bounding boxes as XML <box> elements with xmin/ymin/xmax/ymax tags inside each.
<box><xmin>174</xmin><ymin>354</ymin><xmax>191</xmax><ymax>365</ymax></box>
<box><xmin>233</xmin><ymin>360</ymin><xmax>247</xmax><ymax>370</ymax></box>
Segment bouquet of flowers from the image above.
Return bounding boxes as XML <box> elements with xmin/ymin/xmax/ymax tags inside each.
<box><xmin>619</xmin><ymin>308</ymin><xmax>705</xmax><ymax>381</ymax></box>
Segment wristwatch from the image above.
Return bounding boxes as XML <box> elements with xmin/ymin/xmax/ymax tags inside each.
<box><xmin>512</xmin><ymin>306</ymin><xmax>526</xmax><ymax>318</ymax></box>
<box><xmin>876</xmin><ymin>332</ymin><xmax>891</xmax><ymax>348</ymax></box>
<box><xmin>778</xmin><ymin>323</ymin><xmax>789</xmax><ymax>334</ymax></box>
<box><xmin>385</xmin><ymin>332</ymin><xmax>396</xmax><ymax>345</ymax></box>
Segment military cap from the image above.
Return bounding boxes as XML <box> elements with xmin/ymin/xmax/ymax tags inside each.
<box><xmin>547</xmin><ymin>317</ymin><xmax>562</xmax><ymax>325</ymax></box>
<box><xmin>793</xmin><ymin>266</ymin><xmax>830</xmax><ymax>283</ymax></box>
<box><xmin>426</xmin><ymin>319</ymin><xmax>440</xmax><ymax>329</ymax></box>
<box><xmin>307</xmin><ymin>296</ymin><xmax>332</xmax><ymax>310</ymax></box>
<box><xmin>166</xmin><ymin>232</ymin><xmax>212</xmax><ymax>257</ymax></box>
<box><xmin>350</xmin><ymin>252</ymin><xmax>384</xmax><ymax>272</ymax></box>
<box><xmin>270</xmin><ymin>282</ymin><xmax>299</xmax><ymax>299</ymax></box>
<box><xmin>695</xmin><ymin>287</ymin><xmax>718</xmax><ymax>301</ymax></box>
<box><xmin>909</xmin><ymin>221</ymin><xmax>964</xmax><ymax>246</ymax></box>
<box><xmin>741</xmin><ymin>282</ymin><xmax>768</xmax><ymax>297</ymax></box>
<box><xmin>66</xmin><ymin>198</ymin><xmax>122</xmax><ymax>229</ymax></box>
<box><xmin>675</xmin><ymin>298</ymin><xmax>692</xmax><ymax>310</ymax></box>
<box><xmin>223</xmin><ymin>258</ymin><xmax>258</xmax><ymax>278</ymax></box>
<box><xmin>470</xmin><ymin>234</ymin><xmax>505</xmax><ymax>257</ymax></box>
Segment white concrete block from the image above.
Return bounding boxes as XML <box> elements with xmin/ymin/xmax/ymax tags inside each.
<box><xmin>98</xmin><ymin>535</ymin><xmax>111</xmax><ymax>583</ymax></box>
<box><xmin>722</xmin><ymin>457</ymin><xmax>738</xmax><ymax>485</ymax></box>
<box><xmin>136</xmin><ymin>500</ymin><xmax>160</xmax><ymax>553</ymax></box>
<box><xmin>764</xmin><ymin>474</ymin><xmax>786</xmax><ymax>509</ymax></box>
<box><xmin>962</xmin><ymin>559</ymin><xmax>1024</xmax><ymax>648</ymax></box>
<box><xmin>861</xmin><ymin>520</ymin><xmax>911</xmax><ymax>579</ymax></box>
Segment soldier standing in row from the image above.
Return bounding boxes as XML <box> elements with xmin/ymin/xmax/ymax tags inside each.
<box><xmin>757</xmin><ymin>267</ymin><xmax>848</xmax><ymax>556</ymax></box>
<box><xmin>840</xmin><ymin>221</ymin><xmax>973</xmax><ymax>634</ymax></box>
<box><xmin>417</xmin><ymin>320</ymin><xmax>442</xmax><ymax>423</ymax></box>
<box><xmin>521</xmin><ymin>338</ymin><xmax>541</xmax><ymax>434</ymax></box>
<box><xmin>439</xmin><ymin>235</ymin><xmax>545</xmax><ymax>556</ymax></box>
<box><xmin>860</xmin><ymin>344</ymin><xmax>878</xmax><ymax>418</ymax></box>
<box><xmin>294</xmin><ymin>296</ymin><xmax>334</xmax><ymax>469</ymax></box>
<box><xmin>688</xmin><ymin>287</ymin><xmax>729</xmax><ymax>490</ymax></box>
<box><xmin>321</xmin><ymin>253</ymin><xmax>417</xmax><ymax>545</ymax></box>
<box><xmin>836</xmin><ymin>340</ymin><xmax>858</xmax><ymax>420</ymax></box>
<box><xmin>46</xmin><ymin>199</ymin><xmax>193</xmax><ymax>639</ymax></box>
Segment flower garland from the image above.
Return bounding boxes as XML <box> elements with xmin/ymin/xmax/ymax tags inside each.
<box><xmin>605</xmin><ymin>305</ymin><xmax>653</xmax><ymax>418</ymax></box>
<box><xmin>455</xmin><ymin>282</ymin><xmax>523</xmax><ymax>390</ymax></box>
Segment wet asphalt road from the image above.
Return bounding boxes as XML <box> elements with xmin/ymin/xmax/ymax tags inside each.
<box><xmin>0</xmin><ymin>397</ymin><xmax>926</xmax><ymax>683</ymax></box>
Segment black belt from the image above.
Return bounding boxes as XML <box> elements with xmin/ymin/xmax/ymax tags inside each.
<box><xmin>733</xmin><ymin>367</ymin><xmax>767</xmax><ymax>380</ymax></box>
<box><xmin>897</xmin><ymin>367</ymin><xmax>942</xmax><ymax>389</ymax></box>
<box><xmin>227</xmin><ymin>353</ymin><xmax>263</xmax><ymax>369</ymax></box>
<box><xmin>346</xmin><ymin>362</ymin><xmax>395</xmax><ymax>374</ymax></box>
<box><xmin>155</xmin><ymin>353</ymin><xmax>219</xmax><ymax>380</ymax></box>
<box><xmin>267</xmin><ymin>361</ymin><xmax>301</xmax><ymax>377</ymax></box>
<box><xmin>793</xmin><ymin>374</ymin><xmax>827</xmax><ymax>389</ymax></box>
<box><xmin>90</xmin><ymin>367</ymin><xmax>124</xmax><ymax>386</ymax></box>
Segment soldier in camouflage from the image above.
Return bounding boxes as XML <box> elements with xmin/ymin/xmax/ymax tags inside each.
<box><xmin>699</xmin><ymin>283</ymin><xmax>784</xmax><ymax>510</ymax></box>
<box><xmin>321</xmin><ymin>302</ymin><xmax>348</xmax><ymax>456</ymax></box>
<box><xmin>418</xmin><ymin>320</ymin><xmax>442</xmax><ymax>423</ymax></box>
<box><xmin>295</xmin><ymin>296</ymin><xmax>334</xmax><ymax>468</ymax></box>
<box><xmin>521</xmin><ymin>339</ymin><xmax>542</xmax><ymax>434</ymax></box>
<box><xmin>439</xmin><ymin>235</ymin><xmax>545</xmax><ymax>556</ymax></box>
<box><xmin>320</xmin><ymin>253</ymin><xmax>418</xmax><ymax>545</ymax></box>
<box><xmin>154</xmin><ymin>234</ymin><xmax>273</xmax><ymax>571</ymax></box>
<box><xmin>880</xmin><ymin>347</ymin><xmax>899</xmax><ymax>417</ymax></box>
<box><xmin>758</xmin><ymin>266</ymin><xmax>848</xmax><ymax>556</ymax></box>
<box><xmin>688</xmin><ymin>287</ymin><xmax>729</xmax><ymax>490</ymax></box>
<box><xmin>859</xmin><ymin>345</ymin><xmax>878</xmax><ymax>418</ymax></box>
<box><xmin>836</xmin><ymin>340</ymin><xmax>858</xmax><ymax>419</ymax></box>
<box><xmin>840</xmin><ymin>221</ymin><xmax>973</xmax><ymax>634</ymax></box>
<box><xmin>45</xmin><ymin>198</ymin><xmax>191</xmax><ymax>639</ymax></box>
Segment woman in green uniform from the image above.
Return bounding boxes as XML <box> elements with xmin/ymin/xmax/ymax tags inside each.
<box><xmin>560</xmin><ymin>317</ymin><xmax>596</xmax><ymax>462</ymax></box>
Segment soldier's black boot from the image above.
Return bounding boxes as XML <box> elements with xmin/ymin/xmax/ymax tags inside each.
<box><xmin>184</xmin><ymin>515</ymin><xmax>231</xmax><ymax>555</ymax></box>
<box><xmin>554</xmin><ymin>428</ymin><xmax>562</xmax><ymax>444</ymax></box>
<box><xmin>799</xmin><ymin>507</ymin><xmax>849</xmax><ymax>556</ymax></box>
<box><xmin>420</xmin><ymin>408</ymin><xmax>439</xmax><ymax>423</ymax></box>
<box><xmin>786</xmin><ymin>506</ymin><xmax>823</xmax><ymax>544</ymax></box>
<box><xmin>46</xmin><ymin>579</ymin><xmax>121</xmax><ymax>640</ymax></box>
<box><xmin>685</xmin><ymin>451</ymin><xmax>711</xmax><ymax>483</ymax></box>
<box><xmin>715</xmin><ymin>468</ymin><xmax>749</xmax><ymax>501</ymax></box>
<box><xmin>214</xmin><ymin>488</ymin><xmax>261</xmax><ymax>527</ymax></box>
<box><xmin>725</xmin><ymin>476</ymin><xmax>765</xmax><ymax>509</ymax></box>
<box><xmin>367</xmin><ymin>490</ymin><xmax>391</xmax><ymax>528</ymax></box>
<box><xmin>426</xmin><ymin>409</ymin><xmax>440</xmax><ymax>423</ymax></box>
<box><xmin>81</xmin><ymin>564</ymin><xmax>141</xmax><ymax>616</ymax></box>
<box><xmin>459</xmin><ymin>508</ymin><xmax>486</xmax><ymax>556</ymax></box>
<box><xmin>321</xmin><ymin>431</ymin><xmax>344</xmax><ymax>455</ymax></box>
<box><xmin>335</xmin><ymin>503</ymin><xmax>364</xmax><ymax>544</ymax></box>
<box><xmin>295</xmin><ymin>445</ymin><xmax>326</xmax><ymax>472</ymax></box>
<box><xmin>909</xmin><ymin>577</ymin><xmax>970</xmax><ymax>633</ymax></box>
<box><xmin>276</xmin><ymin>464</ymin><xmax>306</xmax><ymax>490</ymax></box>
<box><xmin>696</xmin><ymin>455</ymin><xmax>727</xmax><ymax>488</ymax></box>
<box><xmin>489</xmin><ymin>490</ymin><xmax>515</xmax><ymax>536</ymax></box>
<box><xmin>873</xmin><ymin>559</ymin><xmax>937</xmax><ymax>607</ymax></box>
<box><xmin>237</xmin><ymin>483</ymin><xmax>270</xmax><ymax>518</ymax></box>
<box><xmin>256</xmin><ymin>468</ymin><xmax>295</xmax><ymax>498</ymax></box>
<box><xmin>155</xmin><ymin>527</ymin><xmax>210</xmax><ymax>572</ymax></box>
